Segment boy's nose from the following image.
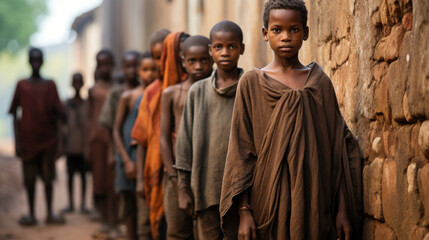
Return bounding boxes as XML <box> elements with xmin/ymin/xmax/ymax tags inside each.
<box><xmin>281</xmin><ymin>32</ymin><xmax>292</xmax><ymax>41</ymax></box>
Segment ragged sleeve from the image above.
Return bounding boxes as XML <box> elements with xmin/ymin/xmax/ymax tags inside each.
<box><xmin>174</xmin><ymin>84</ymin><xmax>195</xmax><ymax>172</ymax></box>
<box><xmin>9</xmin><ymin>81</ymin><xmax>22</xmax><ymax>115</ymax></box>
<box><xmin>220</xmin><ymin>72</ymin><xmax>258</xmax><ymax>239</ymax></box>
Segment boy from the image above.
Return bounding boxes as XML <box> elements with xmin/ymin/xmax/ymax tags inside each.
<box><xmin>113</xmin><ymin>51</ymin><xmax>157</xmax><ymax>240</ymax></box>
<box><xmin>160</xmin><ymin>35</ymin><xmax>213</xmax><ymax>239</ymax></box>
<box><xmin>9</xmin><ymin>48</ymin><xmax>65</xmax><ymax>225</ymax></box>
<box><xmin>219</xmin><ymin>1</ymin><xmax>362</xmax><ymax>240</ymax></box>
<box><xmin>132</xmin><ymin>31</ymin><xmax>189</xmax><ymax>240</ymax></box>
<box><xmin>62</xmin><ymin>73</ymin><xmax>90</xmax><ymax>214</ymax></box>
<box><xmin>174</xmin><ymin>21</ymin><xmax>245</xmax><ymax>239</ymax></box>
<box><xmin>88</xmin><ymin>49</ymin><xmax>117</xmax><ymax>236</ymax></box>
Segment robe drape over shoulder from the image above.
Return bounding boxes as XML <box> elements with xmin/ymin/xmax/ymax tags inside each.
<box><xmin>220</xmin><ymin>63</ymin><xmax>362</xmax><ymax>240</ymax></box>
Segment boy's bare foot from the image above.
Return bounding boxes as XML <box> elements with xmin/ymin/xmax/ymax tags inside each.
<box><xmin>18</xmin><ymin>215</ymin><xmax>37</xmax><ymax>226</ymax></box>
<box><xmin>61</xmin><ymin>205</ymin><xmax>74</xmax><ymax>214</ymax></box>
<box><xmin>45</xmin><ymin>214</ymin><xmax>66</xmax><ymax>225</ymax></box>
<box><xmin>80</xmin><ymin>205</ymin><xmax>91</xmax><ymax>214</ymax></box>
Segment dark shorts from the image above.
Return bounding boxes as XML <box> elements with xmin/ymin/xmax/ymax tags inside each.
<box><xmin>66</xmin><ymin>154</ymin><xmax>87</xmax><ymax>175</ymax></box>
<box><xmin>22</xmin><ymin>150</ymin><xmax>56</xmax><ymax>187</ymax></box>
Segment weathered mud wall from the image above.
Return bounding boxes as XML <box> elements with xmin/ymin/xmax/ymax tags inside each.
<box><xmin>301</xmin><ymin>0</ymin><xmax>429</xmax><ymax>239</ymax></box>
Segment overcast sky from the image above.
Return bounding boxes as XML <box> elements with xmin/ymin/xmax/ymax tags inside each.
<box><xmin>30</xmin><ymin>0</ymin><xmax>102</xmax><ymax>47</ymax></box>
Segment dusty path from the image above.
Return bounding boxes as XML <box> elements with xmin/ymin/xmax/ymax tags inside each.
<box><xmin>0</xmin><ymin>140</ymin><xmax>102</xmax><ymax>240</ymax></box>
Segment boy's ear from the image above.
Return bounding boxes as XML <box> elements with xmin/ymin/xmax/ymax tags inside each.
<box><xmin>240</xmin><ymin>43</ymin><xmax>245</xmax><ymax>55</ymax></box>
<box><xmin>208</xmin><ymin>44</ymin><xmax>213</xmax><ymax>56</ymax></box>
<box><xmin>262</xmin><ymin>27</ymin><xmax>269</xmax><ymax>42</ymax></box>
<box><xmin>181</xmin><ymin>55</ymin><xmax>186</xmax><ymax>68</ymax></box>
<box><xmin>303</xmin><ymin>26</ymin><xmax>309</xmax><ymax>41</ymax></box>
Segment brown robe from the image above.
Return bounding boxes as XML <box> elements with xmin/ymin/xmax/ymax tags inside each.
<box><xmin>220</xmin><ymin>63</ymin><xmax>362</xmax><ymax>240</ymax></box>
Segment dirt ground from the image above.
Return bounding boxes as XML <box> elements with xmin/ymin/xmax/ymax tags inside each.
<box><xmin>0</xmin><ymin>139</ymin><xmax>108</xmax><ymax>240</ymax></box>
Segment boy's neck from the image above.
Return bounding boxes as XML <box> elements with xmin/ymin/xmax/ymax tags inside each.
<box><xmin>125</xmin><ymin>78</ymin><xmax>139</xmax><ymax>89</ymax></box>
<box><xmin>274</xmin><ymin>54</ymin><xmax>306</xmax><ymax>71</ymax></box>
<box><xmin>216</xmin><ymin>67</ymin><xmax>240</xmax><ymax>82</ymax></box>
<box><xmin>73</xmin><ymin>91</ymin><xmax>82</xmax><ymax>100</ymax></box>
<box><xmin>30</xmin><ymin>71</ymin><xmax>42</xmax><ymax>80</ymax></box>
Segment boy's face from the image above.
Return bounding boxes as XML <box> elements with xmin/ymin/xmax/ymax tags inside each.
<box><xmin>122</xmin><ymin>54</ymin><xmax>138</xmax><ymax>81</ymax></box>
<box><xmin>72</xmin><ymin>76</ymin><xmax>83</xmax><ymax>91</ymax></box>
<box><xmin>209</xmin><ymin>31</ymin><xmax>244</xmax><ymax>71</ymax></box>
<box><xmin>262</xmin><ymin>9</ymin><xmax>309</xmax><ymax>60</ymax></box>
<box><xmin>29</xmin><ymin>51</ymin><xmax>43</xmax><ymax>72</ymax></box>
<box><xmin>96</xmin><ymin>53</ymin><xmax>114</xmax><ymax>79</ymax></box>
<box><xmin>138</xmin><ymin>58</ymin><xmax>158</xmax><ymax>86</ymax></box>
<box><xmin>150</xmin><ymin>43</ymin><xmax>163</xmax><ymax>70</ymax></box>
<box><xmin>183</xmin><ymin>45</ymin><xmax>213</xmax><ymax>81</ymax></box>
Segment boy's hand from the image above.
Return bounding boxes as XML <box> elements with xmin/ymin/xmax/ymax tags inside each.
<box><xmin>335</xmin><ymin>208</ymin><xmax>352</xmax><ymax>240</ymax></box>
<box><xmin>238</xmin><ymin>211</ymin><xmax>257</xmax><ymax>240</ymax></box>
<box><xmin>124</xmin><ymin>161</ymin><xmax>136</xmax><ymax>180</ymax></box>
<box><xmin>177</xmin><ymin>188</ymin><xmax>194</xmax><ymax>217</ymax></box>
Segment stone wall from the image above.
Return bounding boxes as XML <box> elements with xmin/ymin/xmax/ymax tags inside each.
<box><xmin>301</xmin><ymin>0</ymin><xmax>429</xmax><ymax>239</ymax></box>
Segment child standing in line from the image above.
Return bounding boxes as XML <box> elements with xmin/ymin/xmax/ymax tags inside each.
<box><xmin>61</xmin><ymin>73</ymin><xmax>90</xmax><ymax>215</ymax></box>
<box><xmin>160</xmin><ymin>35</ymin><xmax>213</xmax><ymax>239</ymax></box>
<box><xmin>113</xmin><ymin>51</ymin><xmax>158</xmax><ymax>240</ymax></box>
<box><xmin>9</xmin><ymin>48</ymin><xmax>66</xmax><ymax>226</ymax></box>
<box><xmin>174</xmin><ymin>21</ymin><xmax>245</xmax><ymax>239</ymax></box>
<box><xmin>131</xmin><ymin>31</ymin><xmax>189</xmax><ymax>240</ymax></box>
<box><xmin>220</xmin><ymin>1</ymin><xmax>362</xmax><ymax>239</ymax></box>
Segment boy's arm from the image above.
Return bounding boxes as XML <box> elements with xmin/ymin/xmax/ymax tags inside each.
<box><xmin>160</xmin><ymin>88</ymin><xmax>177</xmax><ymax>187</ymax></box>
<box><xmin>136</xmin><ymin>144</ymin><xmax>146</xmax><ymax>198</ymax></box>
<box><xmin>9</xmin><ymin>83</ymin><xmax>21</xmax><ymax>157</ymax></box>
<box><xmin>113</xmin><ymin>93</ymin><xmax>136</xmax><ymax>179</ymax></box>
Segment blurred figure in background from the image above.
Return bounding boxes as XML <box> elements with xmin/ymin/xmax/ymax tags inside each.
<box><xmin>61</xmin><ymin>72</ymin><xmax>90</xmax><ymax>215</ymax></box>
<box><xmin>9</xmin><ymin>47</ymin><xmax>66</xmax><ymax>226</ymax></box>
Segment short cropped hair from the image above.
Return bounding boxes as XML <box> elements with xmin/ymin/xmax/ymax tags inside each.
<box><xmin>182</xmin><ymin>35</ymin><xmax>210</xmax><ymax>57</ymax></box>
<box><xmin>263</xmin><ymin>0</ymin><xmax>308</xmax><ymax>28</ymax></box>
<box><xmin>209</xmin><ymin>20</ymin><xmax>243</xmax><ymax>43</ymax></box>
<box><xmin>72</xmin><ymin>72</ymin><xmax>83</xmax><ymax>79</ymax></box>
<box><xmin>149</xmin><ymin>28</ymin><xmax>171</xmax><ymax>48</ymax></box>
<box><xmin>29</xmin><ymin>47</ymin><xmax>43</xmax><ymax>58</ymax></box>
<box><xmin>140</xmin><ymin>50</ymin><xmax>152</xmax><ymax>61</ymax></box>
<box><xmin>96</xmin><ymin>49</ymin><xmax>115</xmax><ymax>65</ymax></box>
<box><xmin>122</xmin><ymin>50</ymin><xmax>140</xmax><ymax>63</ymax></box>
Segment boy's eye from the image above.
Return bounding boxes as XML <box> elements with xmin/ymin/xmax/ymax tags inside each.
<box><xmin>228</xmin><ymin>45</ymin><xmax>237</xmax><ymax>50</ymax></box>
<box><xmin>201</xmin><ymin>58</ymin><xmax>209</xmax><ymax>63</ymax></box>
<box><xmin>188</xmin><ymin>59</ymin><xmax>196</xmax><ymax>63</ymax></box>
<box><xmin>271</xmin><ymin>28</ymin><xmax>281</xmax><ymax>33</ymax></box>
<box><xmin>290</xmin><ymin>28</ymin><xmax>299</xmax><ymax>33</ymax></box>
<box><xmin>213</xmin><ymin>45</ymin><xmax>222</xmax><ymax>50</ymax></box>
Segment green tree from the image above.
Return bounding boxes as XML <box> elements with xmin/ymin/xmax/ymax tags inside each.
<box><xmin>0</xmin><ymin>0</ymin><xmax>47</xmax><ymax>53</ymax></box>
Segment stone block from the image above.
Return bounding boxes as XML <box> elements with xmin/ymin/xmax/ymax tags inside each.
<box><xmin>373</xmin><ymin>68</ymin><xmax>391</xmax><ymax>121</ymax></box>
<box><xmin>418</xmin><ymin>121</ymin><xmax>429</xmax><ymax>159</ymax></box>
<box><xmin>372</xmin><ymin>137</ymin><xmax>383</xmax><ymax>154</ymax></box>
<box><xmin>419</xmin><ymin>164</ymin><xmax>429</xmax><ymax>227</ymax></box>
<box><xmin>387</xmin><ymin>60</ymin><xmax>406</xmax><ymax>122</ymax></box>
<box><xmin>375</xmin><ymin>222</ymin><xmax>397</xmax><ymax>240</ymax></box>
<box><xmin>403</xmin><ymin>93</ymin><xmax>414</xmax><ymax>122</ymax></box>
<box><xmin>363</xmin><ymin>158</ymin><xmax>384</xmax><ymax>220</ymax></box>
<box><xmin>380</xmin><ymin>0</ymin><xmax>390</xmax><ymax>25</ymax></box>
<box><xmin>407</xmin><ymin>163</ymin><xmax>417</xmax><ymax>193</ymax></box>
<box><xmin>409</xmin><ymin>225</ymin><xmax>429</xmax><ymax>240</ymax></box>
<box><xmin>387</xmin><ymin>0</ymin><xmax>401</xmax><ymax>24</ymax></box>
<box><xmin>411</xmin><ymin>124</ymin><xmax>421</xmax><ymax>157</ymax></box>
<box><xmin>382</xmin><ymin>160</ymin><xmax>397</xmax><ymax>226</ymax></box>
<box><xmin>373</xmin><ymin>62</ymin><xmax>389</xmax><ymax>82</ymax></box>
<box><xmin>374</xmin><ymin>25</ymin><xmax>405</xmax><ymax>61</ymax></box>
<box><xmin>402</xmin><ymin>12</ymin><xmax>413</xmax><ymax>31</ymax></box>
<box><xmin>399</xmin><ymin>0</ymin><xmax>412</xmax><ymax>12</ymax></box>
<box><xmin>333</xmin><ymin>38</ymin><xmax>351</xmax><ymax>67</ymax></box>
<box><xmin>425</xmin><ymin>233</ymin><xmax>429</xmax><ymax>240</ymax></box>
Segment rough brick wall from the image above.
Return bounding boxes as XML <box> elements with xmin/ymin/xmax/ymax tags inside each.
<box><xmin>300</xmin><ymin>0</ymin><xmax>429</xmax><ymax>239</ymax></box>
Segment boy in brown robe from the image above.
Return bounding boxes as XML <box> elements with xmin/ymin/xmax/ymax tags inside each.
<box><xmin>219</xmin><ymin>1</ymin><xmax>362</xmax><ymax>240</ymax></box>
<box><xmin>174</xmin><ymin>21</ymin><xmax>245</xmax><ymax>240</ymax></box>
<box><xmin>9</xmin><ymin>48</ymin><xmax>66</xmax><ymax>226</ymax></box>
<box><xmin>160</xmin><ymin>35</ymin><xmax>213</xmax><ymax>239</ymax></box>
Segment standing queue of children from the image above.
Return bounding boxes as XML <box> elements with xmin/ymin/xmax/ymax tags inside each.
<box><xmin>9</xmin><ymin>1</ymin><xmax>362</xmax><ymax>240</ymax></box>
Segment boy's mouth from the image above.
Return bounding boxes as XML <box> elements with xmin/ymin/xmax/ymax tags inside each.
<box><xmin>279</xmin><ymin>46</ymin><xmax>293</xmax><ymax>51</ymax></box>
